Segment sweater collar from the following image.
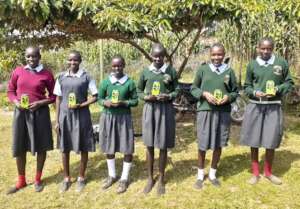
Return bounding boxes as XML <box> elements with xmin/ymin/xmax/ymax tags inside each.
<box><xmin>24</xmin><ymin>64</ymin><xmax>43</xmax><ymax>72</ymax></box>
<box><xmin>208</xmin><ymin>63</ymin><xmax>228</xmax><ymax>75</ymax></box>
<box><xmin>256</xmin><ymin>54</ymin><xmax>275</xmax><ymax>66</ymax></box>
<box><xmin>149</xmin><ymin>63</ymin><xmax>168</xmax><ymax>74</ymax></box>
<box><xmin>109</xmin><ymin>74</ymin><xmax>128</xmax><ymax>85</ymax></box>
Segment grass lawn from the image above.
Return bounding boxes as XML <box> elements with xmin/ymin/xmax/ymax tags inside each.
<box><xmin>0</xmin><ymin>104</ymin><xmax>300</xmax><ymax>209</ymax></box>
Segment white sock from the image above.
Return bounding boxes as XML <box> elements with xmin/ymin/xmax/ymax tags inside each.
<box><xmin>197</xmin><ymin>168</ymin><xmax>205</xmax><ymax>180</ymax></box>
<box><xmin>120</xmin><ymin>161</ymin><xmax>132</xmax><ymax>181</ymax></box>
<box><xmin>107</xmin><ymin>159</ymin><xmax>116</xmax><ymax>178</ymax></box>
<box><xmin>209</xmin><ymin>168</ymin><xmax>217</xmax><ymax>180</ymax></box>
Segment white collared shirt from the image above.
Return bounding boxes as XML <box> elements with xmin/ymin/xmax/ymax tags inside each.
<box><xmin>53</xmin><ymin>68</ymin><xmax>98</xmax><ymax>96</ymax></box>
<box><xmin>149</xmin><ymin>63</ymin><xmax>168</xmax><ymax>74</ymax></box>
<box><xmin>109</xmin><ymin>74</ymin><xmax>129</xmax><ymax>85</ymax></box>
<box><xmin>208</xmin><ymin>63</ymin><xmax>228</xmax><ymax>75</ymax></box>
<box><xmin>24</xmin><ymin>64</ymin><xmax>44</xmax><ymax>72</ymax></box>
<box><xmin>256</xmin><ymin>54</ymin><xmax>275</xmax><ymax>66</ymax></box>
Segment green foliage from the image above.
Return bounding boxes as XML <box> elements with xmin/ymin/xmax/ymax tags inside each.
<box><xmin>0</xmin><ymin>49</ymin><xmax>23</xmax><ymax>81</ymax></box>
<box><xmin>0</xmin><ymin>0</ymin><xmax>241</xmax><ymax>76</ymax></box>
<box><xmin>41</xmin><ymin>40</ymin><xmax>148</xmax><ymax>81</ymax></box>
<box><xmin>216</xmin><ymin>0</ymin><xmax>300</xmax><ymax>61</ymax></box>
<box><xmin>0</xmin><ymin>0</ymin><xmax>299</xmax><ymax>77</ymax></box>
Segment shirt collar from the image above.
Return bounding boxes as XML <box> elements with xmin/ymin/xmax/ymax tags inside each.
<box><xmin>64</xmin><ymin>68</ymin><xmax>85</xmax><ymax>78</ymax></box>
<box><xmin>24</xmin><ymin>64</ymin><xmax>43</xmax><ymax>72</ymax></box>
<box><xmin>109</xmin><ymin>74</ymin><xmax>128</xmax><ymax>85</ymax></box>
<box><xmin>208</xmin><ymin>63</ymin><xmax>228</xmax><ymax>75</ymax></box>
<box><xmin>256</xmin><ymin>54</ymin><xmax>275</xmax><ymax>66</ymax></box>
<box><xmin>149</xmin><ymin>63</ymin><xmax>168</xmax><ymax>74</ymax></box>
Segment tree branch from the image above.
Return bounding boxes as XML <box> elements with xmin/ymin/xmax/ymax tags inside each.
<box><xmin>170</xmin><ymin>30</ymin><xmax>192</xmax><ymax>58</ymax></box>
<box><xmin>144</xmin><ymin>33</ymin><xmax>159</xmax><ymax>43</ymax></box>
<box><xmin>177</xmin><ymin>27</ymin><xmax>202</xmax><ymax>78</ymax></box>
<box><xmin>117</xmin><ymin>38</ymin><xmax>152</xmax><ymax>62</ymax></box>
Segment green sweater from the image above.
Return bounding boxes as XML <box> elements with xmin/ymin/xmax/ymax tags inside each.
<box><xmin>98</xmin><ymin>77</ymin><xmax>138</xmax><ymax>114</ymax></box>
<box><xmin>191</xmin><ymin>64</ymin><xmax>238</xmax><ymax>112</ymax></box>
<box><xmin>244</xmin><ymin>56</ymin><xmax>294</xmax><ymax>101</ymax></box>
<box><xmin>137</xmin><ymin>66</ymin><xmax>179</xmax><ymax>100</ymax></box>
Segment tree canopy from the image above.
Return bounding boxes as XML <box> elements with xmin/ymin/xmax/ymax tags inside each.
<box><xmin>0</xmin><ymin>0</ymin><xmax>299</xmax><ymax>76</ymax></box>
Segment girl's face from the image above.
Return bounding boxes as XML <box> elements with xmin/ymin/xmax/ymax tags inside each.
<box><xmin>258</xmin><ymin>41</ymin><xmax>273</xmax><ymax>61</ymax></box>
<box><xmin>111</xmin><ymin>58</ymin><xmax>125</xmax><ymax>79</ymax></box>
<box><xmin>210</xmin><ymin>47</ymin><xmax>225</xmax><ymax>67</ymax></box>
<box><xmin>151</xmin><ymin>49</ymin><xmax>165</xmax><ymax>68</ymax></box>
<box><xmin>67</xmin><ymin>53</ymin><xmax>81</xmax><ymax>72</ymax></box>
<box><xmin>25</xmin><ymin>48</ymin><xmax>41</xmax><ymax>68</ymax></box>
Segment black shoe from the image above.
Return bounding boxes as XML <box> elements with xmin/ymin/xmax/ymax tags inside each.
<box><xmin>143</xmin><ymin>179</ymin><xmax>155</xmax><ymax>194</ymax></box>
<box><xmin>157</xmin><ymin>181</ymin><xmax>165</xmax><ymax>196</ymax></box>
<box><xmin>194</xmin><ymin>179</ymin><xmax>204</xmax><ymax>190</ymax></box>
<box><xmin>34</xmin><ymin>182</ymin><xmax>44</xmax><ymax>192</ymax></box>
<box><xmin>7</xmin><ymin>187</ymin><xmax>19</xmax><ymax>195</ymax></box>
<box><xmin>208</xmin><ymin>178</ymin><xmax>221</xmax><ymax>187</ymax></box>
<box><xmin>116</xmin><ymin>180</ymin><xmax>129</xmax><ymax>194</ymax></box>
<box><xmin>59</xmin><ymin>180</ymin><xmax>71</xmax><ymax>193</ymax></box>
<box><xmin>102</xmin><ymin>176</ymin><xmax>117</xmax><ymax>190</ymax></box>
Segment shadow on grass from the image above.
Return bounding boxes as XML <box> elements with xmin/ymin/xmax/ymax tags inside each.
<box><xmin>172</xmin><ymin>121</ymin><xmax>197</xmax><ymax>154</ymax></box>
<box><xmin>166</xmin><ymin>159</ymin><xmax>210</xmax><ymax>183</ymax></box>
<box><xmin>261</xmin><ymin>149</ymin><xmax>300</xmax><ymax>177</ymax></box>
<box><xmin>218</xmin><ymin>152</ymin><xmax>250</xmax><ymax>180</ymax></box>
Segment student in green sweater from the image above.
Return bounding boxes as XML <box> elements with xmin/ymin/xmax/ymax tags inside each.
<box><xmin>137</xmin><ymin>43</ymin><xmax>178</xmax><ymax>195</ymax></box>
<box><xmin>98</xmin><ymin>55</ymin><xmax>138</xmax><ymax>193</ymax></box>
<box><xmin>191</xmin><ymin>43</ymin><xmax>238</xmax><ymax>189</ymax></box>
<box><xmin>240</xmin><ymin>37</ymin><xmax>294</xmax><ymax>185</ymax></box>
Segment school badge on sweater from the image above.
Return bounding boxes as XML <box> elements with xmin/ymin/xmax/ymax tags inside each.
<box><xmin>273</xmin><ymin>65</ymin><xmax>283</xmax><ymax>76</ymax></box>
<box><xmin>163</xmin><ymin>74</ymin><xmax>171</xmax><ymax>84</ymax></box>
<box><xmin>224</xmin><ymin>74</ymin><xmax>230</xmax><ymax>85</ymax></box>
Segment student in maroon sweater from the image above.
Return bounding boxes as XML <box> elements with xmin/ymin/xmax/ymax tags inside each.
<box><xmin>6</xmin><ymin>46</ymin><xmax>56</xmax><ymax>194</ymax></box>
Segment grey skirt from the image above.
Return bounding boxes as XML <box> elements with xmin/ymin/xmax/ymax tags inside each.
<box><xmin>99</xmin><ymin>113</ymin><xmax>134</xmax><ymax>154</ymax></box>
<box><xmin>58</xmin><ymin>107</ymin><xmax>95</xmax><ymax>153</ymax></box>
<box><xmin>12</xmin><ymin>106</ymin><xmax>53</xmax><ymax>157</ymax></box>
<box><xmin>240</xmin><ymin>103</ymin><xmax>283</xmax><ymax>149</ymax></box>
<box><xmin>197</xmin><ymin>111</ymin><xmax>231</xmax><ymax>151</ymax></box>
<box><xmin>142</xmin><ymin>102</ymin><xmax>176</xmax><ymax>149</ymax></box>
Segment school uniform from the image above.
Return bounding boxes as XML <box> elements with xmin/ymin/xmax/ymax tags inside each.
<box><xmin>7</xmin><ymin>64</ymin><xmax>55</xmax><ymax>157</ymax></box>
<box><xmin>240</xmin><ymin>55</ymin><xmax>294</xmax><ymax>149</ymax></box>
<box><xmin>191</xmin><ymin>63</ymin><xmax>238</xmax><ymax>151</ymax></box>
<box><xmin>98</xmin><ymin>74</ymin><xmax>138</xmax><ymax>155</ymax></box>
<box><xmin>54</xmin><ymin>69</ymin><xmax>98</xmax><ymax>153</ymax></box>
<box><xmin>137</xmin><ymin>63</ymin><xmax>178</xmax><ymax>149</ymax></box>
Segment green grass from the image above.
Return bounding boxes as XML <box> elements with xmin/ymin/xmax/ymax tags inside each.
<box><xmin>1</xmin><ymin>107</ymin><xmax>300</xmax><ymax>209</ymax></box>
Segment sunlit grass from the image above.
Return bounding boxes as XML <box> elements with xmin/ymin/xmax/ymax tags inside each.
<box><xmin>0</xmin><ymin>105</ymin><xmax>300</xmax><ymax>209</ymax></box>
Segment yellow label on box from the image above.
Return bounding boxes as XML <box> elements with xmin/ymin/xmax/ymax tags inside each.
<box><xmin>68</xmin><ymin>92</ymin><xmax>76</xmax><ymax>107</ymax></box>
<box><xmin>151</xmin><ymin>81</ymin><xmax>160</xmax><ymax>96</ymax></box>
<box><xmin>20</xmin><ymin>94</ymin><xmax>29</xmax><ymax>109</ymax></box>
<box><xmin>266</xmin><ymin>80</ymin><xmax>276</xmax><ymax>95</ymax></box>
<box><xmin>214</xmin><ymin>89</ymin><xmax>223</xmax><ymax>102</ymax></box>
<box><xmin>111</xmin><ymin>90</ymin><xmax>119</xmax><ymax>103</ymax></box>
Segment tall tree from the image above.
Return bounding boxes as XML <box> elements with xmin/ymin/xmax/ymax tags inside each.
<box><xmin>1</xmin><ymin>0</ymin><xmax>298</xmax><ymax>76</ymax></box>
